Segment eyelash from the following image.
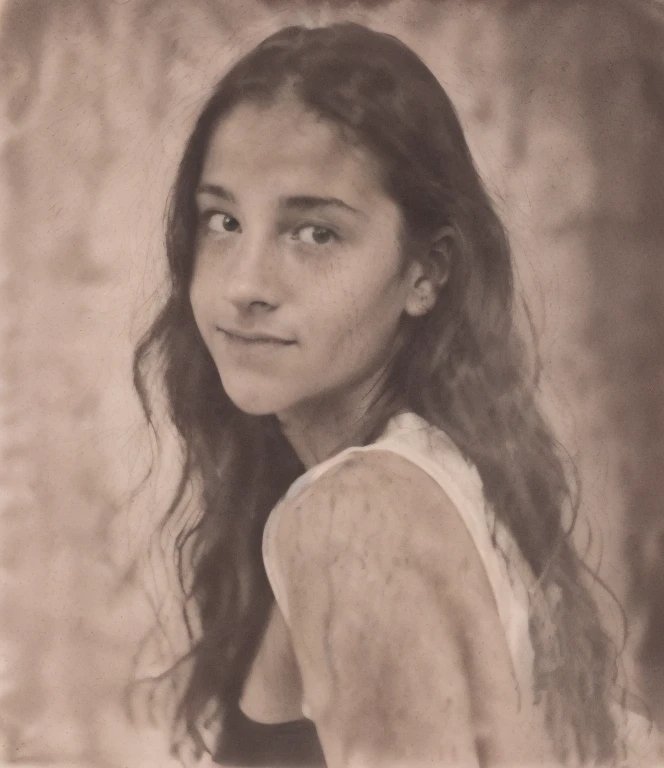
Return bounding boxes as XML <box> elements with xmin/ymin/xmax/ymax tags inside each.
<box><xmin>293</xmin><ymin>224</ymin><xmax>340</xmax><ymax>246</ymax></box>
<box><xmin>197</xmin><ymin>209</ymin><xmax>340</xmax><ymax>245</ymax></box>
<box><xmin>198</xmin><ymin>209</ymin><xmax>235</xmax><ymax>230</ymax></box>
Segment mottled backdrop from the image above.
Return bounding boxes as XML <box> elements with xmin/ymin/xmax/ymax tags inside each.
<box><xmin>1</xmin><ymin>0</ymin><xmax>663</xmax><ymax>765</ymax></box>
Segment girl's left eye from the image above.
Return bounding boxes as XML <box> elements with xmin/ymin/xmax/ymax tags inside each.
<box><xmin>295</xmin><ymin>225</ymin><xmax>337</xmax><ymax>246</ymax></box>
<box><xmin>204</xmin><ymin>212</ymin><xmax>240</xmax><ymax>234</ymax></box>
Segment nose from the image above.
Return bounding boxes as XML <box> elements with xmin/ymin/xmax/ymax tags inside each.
<box><xmin>222</xmin><ymin>231</ymin><xmax>280</xmax><ymax>311</ymax></box>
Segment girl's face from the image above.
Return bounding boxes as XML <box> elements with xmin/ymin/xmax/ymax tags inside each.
<box><xmin>190</xmin><ymin>94</ymin><xmax>426</xmax><ymax>428</ymax></box>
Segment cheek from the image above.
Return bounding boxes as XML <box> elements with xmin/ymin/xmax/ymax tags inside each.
<box><xmin>306</xmin><ymin>278</ymin><xmax>362</xmax><ymax>337</ymax></box>
<box><xmin>307</xmin><ymin>283</ymin><xmax>396</xmax><ymax>362</ymax></box>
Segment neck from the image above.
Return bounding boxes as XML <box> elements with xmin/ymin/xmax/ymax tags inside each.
<box><xmin>277</xmin><ymin>379</ymin><xmax>408</xmax><ymax>470</ymax></box>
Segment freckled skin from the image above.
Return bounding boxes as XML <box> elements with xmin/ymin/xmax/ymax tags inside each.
<box><xmin>189</xmin><ymin>94</ymin><xmax>427</xmax><ymax>466</ymax></box>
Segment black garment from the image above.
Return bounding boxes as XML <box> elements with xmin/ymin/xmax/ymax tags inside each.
<box><xmin>214</xmin><ymin>705</ymin><xmax>326</xmax><ymax>767</ymax></box>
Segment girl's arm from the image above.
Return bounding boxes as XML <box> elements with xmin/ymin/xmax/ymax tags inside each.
<box><xmin>271</xmin><ymin>450</ymin><xmax>541</xmax><ymax>768</ymax></box>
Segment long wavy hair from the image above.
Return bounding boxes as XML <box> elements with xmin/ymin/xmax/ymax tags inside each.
<box><xmin>133</xmin><ymin>21</ymin><xmax>624</xmax><ymax>765</ymax></box>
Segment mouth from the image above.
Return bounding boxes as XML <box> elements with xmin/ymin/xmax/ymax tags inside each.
<box><xmin>219</xmin><ymin>328</ymin><xmax>296</xmax><ymax>345</ymax></box>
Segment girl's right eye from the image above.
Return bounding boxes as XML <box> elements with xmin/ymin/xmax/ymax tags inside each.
<box><xmin>200</xmin><ymin>211</ymin><xmax>241</xmax><ymax>234</ymax></box>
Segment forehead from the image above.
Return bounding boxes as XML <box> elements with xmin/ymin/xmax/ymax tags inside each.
<box><xmin>202</xmin><ymin>96</ymin><xmax>387</xmax><ymax>202</ymax></box>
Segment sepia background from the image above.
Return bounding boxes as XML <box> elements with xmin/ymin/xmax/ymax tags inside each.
<box><xmin>1</xmin><ymin>0</ymin><xmax>664</xmax><ymax>765</ymax></box>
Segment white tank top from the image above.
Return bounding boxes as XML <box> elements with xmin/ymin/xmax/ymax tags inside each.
<box><xmin>261</xmin><ymin>411</ymin><xmax>662</xmax><ymax>764</ymax></box>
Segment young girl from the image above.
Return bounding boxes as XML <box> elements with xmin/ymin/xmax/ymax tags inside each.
<box><xmin>133</xmin><ymin>21</ymin><xmax>659</xmax><ymax>768</ymax></box>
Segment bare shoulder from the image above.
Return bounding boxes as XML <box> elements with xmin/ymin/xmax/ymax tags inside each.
<box><xmin>270</xmin><ymin>450</ymin><xmax>548</xmax><ymax>766</ymax></box>
<box><xmin>273</xmin><ymin>449</ymin><xmax>495</xmax><ymax>611</ymax></box>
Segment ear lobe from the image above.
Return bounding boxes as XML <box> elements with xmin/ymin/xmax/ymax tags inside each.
<box><xmin>404</xmin><ymin>284</ymin><xmax>436</xmax><ymax>317</ymax></box>
<box><xmin>403</xmin><ymin>226</ymin><xmax>455</xmax><ymax>318</ymax></box>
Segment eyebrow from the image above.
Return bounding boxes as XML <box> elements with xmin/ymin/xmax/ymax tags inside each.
<box><xmin>196</xmin><ymin>183</ymin><xmax>366</xmax><ymax>219</ymax></box>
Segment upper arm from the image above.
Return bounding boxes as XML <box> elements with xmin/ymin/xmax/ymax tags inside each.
<box><xmin>271</xmin><ymin>451</ymin><xmax>523</xmax><ymax>768</ymax></box>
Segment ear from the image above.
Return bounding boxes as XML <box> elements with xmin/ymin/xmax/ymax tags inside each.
<box><xmin>403</xmin><ymin>226</ymin><xmax>454</xmax><ymax>318</ymax></box>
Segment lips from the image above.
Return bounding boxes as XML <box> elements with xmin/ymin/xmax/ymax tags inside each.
<box><xmin>219</xmin><ymin>328</ymin><xmax>295</xmax><ymax>344</ymax></box>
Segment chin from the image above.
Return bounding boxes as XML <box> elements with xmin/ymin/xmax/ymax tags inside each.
<box><xmin>230</xmin><ymin>400</ymin><xmax>278</xmax><ymax>417</ymax></box>
<box><xmin>225</xmin><ymin>392</ymin><xmax>279</xmax><ymax>416</ymax></box>
<box><xmin>221</xmin><ymin>381</ymin><xmax>295</xmax><ymax>417</ymax></box>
